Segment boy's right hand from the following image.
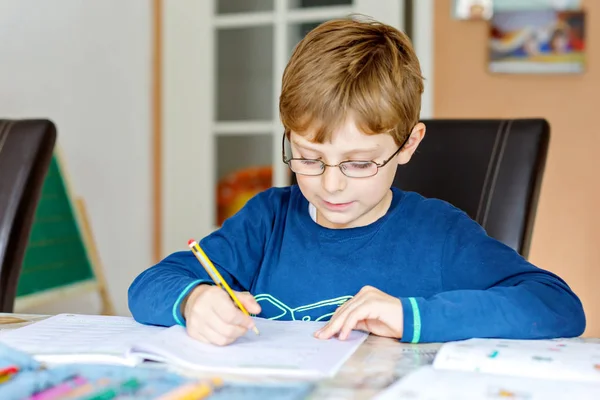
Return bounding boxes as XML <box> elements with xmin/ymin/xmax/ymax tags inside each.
<box><xmin>182</xmin><ymin>284</ymin><xmax>261</xmax><ymax>346</ymax></box>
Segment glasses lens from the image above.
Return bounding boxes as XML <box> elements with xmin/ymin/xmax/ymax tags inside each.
<box><xmin>340</xmin><ymin>161</ymin><xmax>378</xmax><ymax>178</ymax></box>
<box><xmin>289</xmin><ymin>159</ymin><xmax>324</xmax><ymax>176</ymax></box>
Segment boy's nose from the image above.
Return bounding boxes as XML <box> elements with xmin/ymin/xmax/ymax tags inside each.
<box><xmin>321</xmin><ymin>165</ymin><xmax>347</xmax><ymax>194</ymax></box>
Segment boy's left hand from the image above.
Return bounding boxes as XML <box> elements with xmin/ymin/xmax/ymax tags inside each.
<box><xmin>314</xmin><ymin>286</ymin><xmax>404</xmax><ymax>341</ymax></box>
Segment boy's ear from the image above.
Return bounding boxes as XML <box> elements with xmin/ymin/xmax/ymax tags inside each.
<box><xmin>397</xmin><ymin>122</ymin><xmax>426</xmax><ymax>165</ymax></box>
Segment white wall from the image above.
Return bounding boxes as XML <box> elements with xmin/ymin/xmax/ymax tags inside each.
<box><xmin>0</xmin><ymin>0</ymin><xmax>152</xmax><ymax>316</ymax></box>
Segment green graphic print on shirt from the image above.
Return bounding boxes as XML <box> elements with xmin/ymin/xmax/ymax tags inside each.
<box><xmin>254</xmin><ymin>294</ymin><xmax>352</xmax><ymax>322</ymax></box>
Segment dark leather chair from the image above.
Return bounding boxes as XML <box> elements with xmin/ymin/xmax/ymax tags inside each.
<box><xmin>0</xmin><ymin>119</ymin><xmax>57</xmax><ymax>312</ymax></box>
<box><xmin>394</xmin><ymin>119</ymin><xmax>549</xmax><ymax>258</ymax></box>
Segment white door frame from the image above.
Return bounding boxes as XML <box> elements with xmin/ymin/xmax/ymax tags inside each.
<box><xmin>413</xmin><ymin>0</ymin><xmax>434</xmax><ymax>119</ymax></box>
<box><xmin>161</xmin><ymin>0</ymin><xmax>214</xmax><ymax>255</ymax></box>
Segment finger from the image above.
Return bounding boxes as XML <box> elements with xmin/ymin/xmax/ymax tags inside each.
<box><xmin>214</xmin><ymin>293</ymin><xmax>255</xmax><ymax>330</ymax></box>
<box><xmin>187</xmin><ymin>327</ymin><xmax>210</xmax><ymax>344</ymax></box>
<box><xmin>339</xmin><ymin>306</ymin><xmax>373</xmax><ymax>341</ymax></box>
<box><xmin>315</xmin><ymin>300</ymin><xmax>354</xmax><ymax>338</ymax></box>
<box><xmin>185</xmin><ymin>310</ymin><xmax>223</xmax><ymax>345</ymax></box>
<box><xmin>185</xmin><ymin>312</ymin><xmax>206</xmax><ymax>339</ymax></box>
<box><xmin>315</xmin><ymin>296</ymin><xmax>357</xmax><ymax>336</ymax></box>
<box><xmin>354</xmin><ymin>320</ymin><xmax>369</xmax><ymax>332</ymax></box>
<box><xmin>318</xmin><ymin>297</ymin><xmax>366</xmax><ymax>339</ymax></box>
<box><xmin>200</xmin><ymin>319</ymin><xmax>238</xmax><ymax>346</ymax></box>
<box><xmin>236</xmin><ymin>291</ymin><xmax>262</xmax><ymax>315</ymax></box>
<box><xmin>187</xmin><ymin>308</ymin><xmax>240</xmax><ymax>346</ymax></box>
<box><xmin>185</xmin><ymin>314</ymin><xmax>212</xmax><ymax>343</ymax></box>
<box><xmin>207</xmin><ymin>308</ymin><xmax>249</xmax><ymax>340</ymax></box>
<box><xmin>317</xmin><ymin>290</ymin><xmax>372</xmax><ymax>336</ymax></box>
<box><xmin>330</xmin><ymin>297</ymin><xmax>353</xmax><ymax>319</ymax></box>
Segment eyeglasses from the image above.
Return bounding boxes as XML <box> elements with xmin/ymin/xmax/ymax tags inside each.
<box><xmin>282</xmin><ymin>132</ymin><xmax>409</xmax><ymax>178</ymax></box>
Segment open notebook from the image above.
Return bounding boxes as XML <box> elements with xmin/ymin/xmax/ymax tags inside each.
<box><xmin>0</xmin><ymin>314</ymin><xmax>367</xmax><ymax>378</ymax></box>
<box><xmin>376</xmin><ymin>338</ymin><xmax>600</xmax><ymax>399</ymax></box>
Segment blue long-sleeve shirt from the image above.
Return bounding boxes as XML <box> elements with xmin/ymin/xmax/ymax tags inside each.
<box><xmin>128</xmin><ymin>186</ymin><xmax>586</xmax><ymax>343</ymax></box>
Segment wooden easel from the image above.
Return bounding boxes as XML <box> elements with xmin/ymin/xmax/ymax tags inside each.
<box><xmin>74</xmin><ymin>198</ymin><xmax>116</xmax><ymax>316</ymax></box>
<box><xmin>14</xmin><ymin>149</ymin><xmax>116</xmax><ymax>316</ymax></box>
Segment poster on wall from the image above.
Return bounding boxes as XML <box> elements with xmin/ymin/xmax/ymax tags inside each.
<box><xmin>452</xmin><ymin>0</ymin><xmax>582</xmax><ymax>21</ymax></box>
<box><xmin>488</xmin><ymin>9</ymin><xmax>585</xmax><ymax>74</ymax></box>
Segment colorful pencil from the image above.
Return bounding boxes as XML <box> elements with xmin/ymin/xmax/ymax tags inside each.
<box><xmin>29</xmin><ymin>376</ymin><xmax>87</xmax><ymax>400</ymax></box>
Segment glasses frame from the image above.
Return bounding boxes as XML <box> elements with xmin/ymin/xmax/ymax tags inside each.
<box><xmin>281</xmin><ymin>132</ymin><xmax>411</xmax><ymax>178</ymax></box>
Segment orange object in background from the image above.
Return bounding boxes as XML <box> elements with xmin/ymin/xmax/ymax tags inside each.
<box><xmin>216</xmin><ymin>166</ymin><xmax>272</xmax><ymax>226</ymax></box>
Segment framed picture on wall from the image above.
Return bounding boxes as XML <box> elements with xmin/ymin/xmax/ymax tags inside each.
<box><xmin>493</xmin><ymin>0</ymin><xmax>582</xmax><ymax>12</ymax></box>
<box><xmin>488</xmin><ymin>9</ymin><xmax>585</xmax><ymax>74</ymax></box>
<box><xmin>453</xmin><ymin>0</ymin><xmax>493</xmax><ymax>20</ymax></box>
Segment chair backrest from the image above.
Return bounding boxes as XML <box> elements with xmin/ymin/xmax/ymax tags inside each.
<box><xmin>0</xmin><ymin>119</ymin><xmax>57</xmax><ymax>312</ymax></box>
<box><xmin>394</xmin><ymin>119</ymin><xmax>549</xmax><ymax>258</ymax></box>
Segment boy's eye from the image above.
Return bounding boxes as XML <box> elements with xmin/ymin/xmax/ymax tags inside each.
<box><xmin>346</xmin><ymin>162</ymin><xmax>373</xmax><ymax>169</ymax></box>
<box><xmin>300</xmin><ymin>159</ymin><xmax>320</xmax><ymax>166</ymax></box>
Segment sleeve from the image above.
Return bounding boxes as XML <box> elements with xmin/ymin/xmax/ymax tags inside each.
<box><xmin>128</xmin><ymin>191</ymin><xmax>276</xmax><ymax>327</ymax></box>
<box><xmin>399</xmin><ymin>212</ymin><xmax>586</xmax><ymax>343</ymax></box>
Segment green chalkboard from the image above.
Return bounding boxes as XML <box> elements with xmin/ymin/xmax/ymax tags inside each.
<box><xmin>17</xmin><ymin>155</ymin><xmax>95</xmax><ymax>298</ymax></box>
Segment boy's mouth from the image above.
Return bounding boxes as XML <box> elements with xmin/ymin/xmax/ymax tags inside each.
<box><xmin>322</xmin><ymin>200</ymin><xmax>354</xmax><ymax>211</ymax></box>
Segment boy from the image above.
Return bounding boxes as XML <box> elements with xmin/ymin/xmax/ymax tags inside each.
<box><xmin>128</xmin><ymin>18</ymin><xmax>585</xmax><ymax>346</ymax></box>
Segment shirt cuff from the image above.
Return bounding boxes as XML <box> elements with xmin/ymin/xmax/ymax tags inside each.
<box><xmin>399</xmin><ymin>297</ymin><xmax>423</xmax><ymax>343</ymax></box>
<box><xmin>172</xmin><ymin>279</ymin><xmax>212</xmax><ymax>326</ymax></box>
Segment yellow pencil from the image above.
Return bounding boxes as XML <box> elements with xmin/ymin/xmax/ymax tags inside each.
<box><xmin>188</xmin><ymin>239</ymin><xmax>260</xmax><ymax>335</ymax></box>
<box><xmin>156</xmin><ymin>381</ymin><xmax>213</xmax><ymax>400</ymax></box>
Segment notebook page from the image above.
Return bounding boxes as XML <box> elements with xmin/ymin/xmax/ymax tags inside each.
<box><xmin>0</xmin><ymin>314</ymin><xmax>165</xmax><ymax>365</ymax></box>
<box><xmin>131</xmin><ymin>317</ymin><xmax>368</xmax><ymax>377</ymax></box>
<box><xmin>375</xmin><ymin>366</ymin><xmax>600</xmax><ymax>400</ymax></box>
<box><xmin>433</xmin><ymin>338</ymin><xmax>600</xmax><ymax>383</ymax></box>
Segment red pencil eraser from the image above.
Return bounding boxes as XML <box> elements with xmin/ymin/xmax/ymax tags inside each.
<box><xmin>188</xmin><ymin>239</ymin><xmax>196</xmax><ymax>246</ymax></box>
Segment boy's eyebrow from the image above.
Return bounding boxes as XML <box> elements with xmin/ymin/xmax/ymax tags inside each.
<box><xmin>291</xmin><ymin>140</ymin><xmax>318</xmax><ymax>150</ymax></box>
<box><xmin>291</xmin><ymin>140</ymin><xmax>380</xmax><ymax>155</ymax></box>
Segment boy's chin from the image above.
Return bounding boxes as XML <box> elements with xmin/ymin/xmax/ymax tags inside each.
<box><xmin>318</xmin><ymin>210</ymin><xmax>362</xmax><ymax>229</ymax></box>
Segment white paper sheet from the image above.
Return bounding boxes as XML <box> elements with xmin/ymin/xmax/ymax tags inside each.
<box><xmin>0</xmin><ymin>313</ymin><xmax>165</xmax><ymax>365</ymax></box>
<box><xmin>131</xmin><ymin>317</ymin><xmax>368</xmax><ymax>377</ymax></box>
<box><xmin>433</xmin><ymin>338</ymin><xmax>600</xmax><ymax>383</ymax></box>
<box><xmin>375</xmin><ymin>366</ymin><xmax>600</xmax><ymax>400</ymax></box>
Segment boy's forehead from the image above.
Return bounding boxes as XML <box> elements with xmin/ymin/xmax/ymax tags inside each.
<box><xmin>290</xmin><ymin>129</ymin><xmax>391</xmax><ymax>154</ymax></box>
<box><xmin>292</xmin><ymin>120</ymin><xmax>390</xmax><ymax>146</ymax></box>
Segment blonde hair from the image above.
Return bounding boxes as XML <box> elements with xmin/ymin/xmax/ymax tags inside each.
<box><xmin>280</xmin><ymin>17</ymin><xmax>424</xmax><ymax>146</ymax></box>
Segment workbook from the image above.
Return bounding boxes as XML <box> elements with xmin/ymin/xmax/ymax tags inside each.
<box><xmin>0</xmin><ymin>314</ymin><xmax>367</xmax><ymax>378</ymax></box>
<box><xmin>0</xmin><ymin>314</ymin><xmax>163</xmax><ymax>366</ymax></box>
<box><xmin>375</xmin><ymin>338</ymin><xmax>600</xmax><ymax>399</ymax></box>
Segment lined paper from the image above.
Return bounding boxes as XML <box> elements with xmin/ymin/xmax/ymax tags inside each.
<box><xmin>0</xmin><ymin>314</ymin><xmax>164</xmax><ymax>365</ymax></box>
<box><xmin>131</xmin><ymin>317</ymin><xmax>368</xmax><ymax>377</ymax></box>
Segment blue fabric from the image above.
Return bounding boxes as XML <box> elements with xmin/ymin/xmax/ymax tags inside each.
<box><xmin>129</xmin><ymin>186</ymin><xmax>585</xmax><ymax>343</ymax></box>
